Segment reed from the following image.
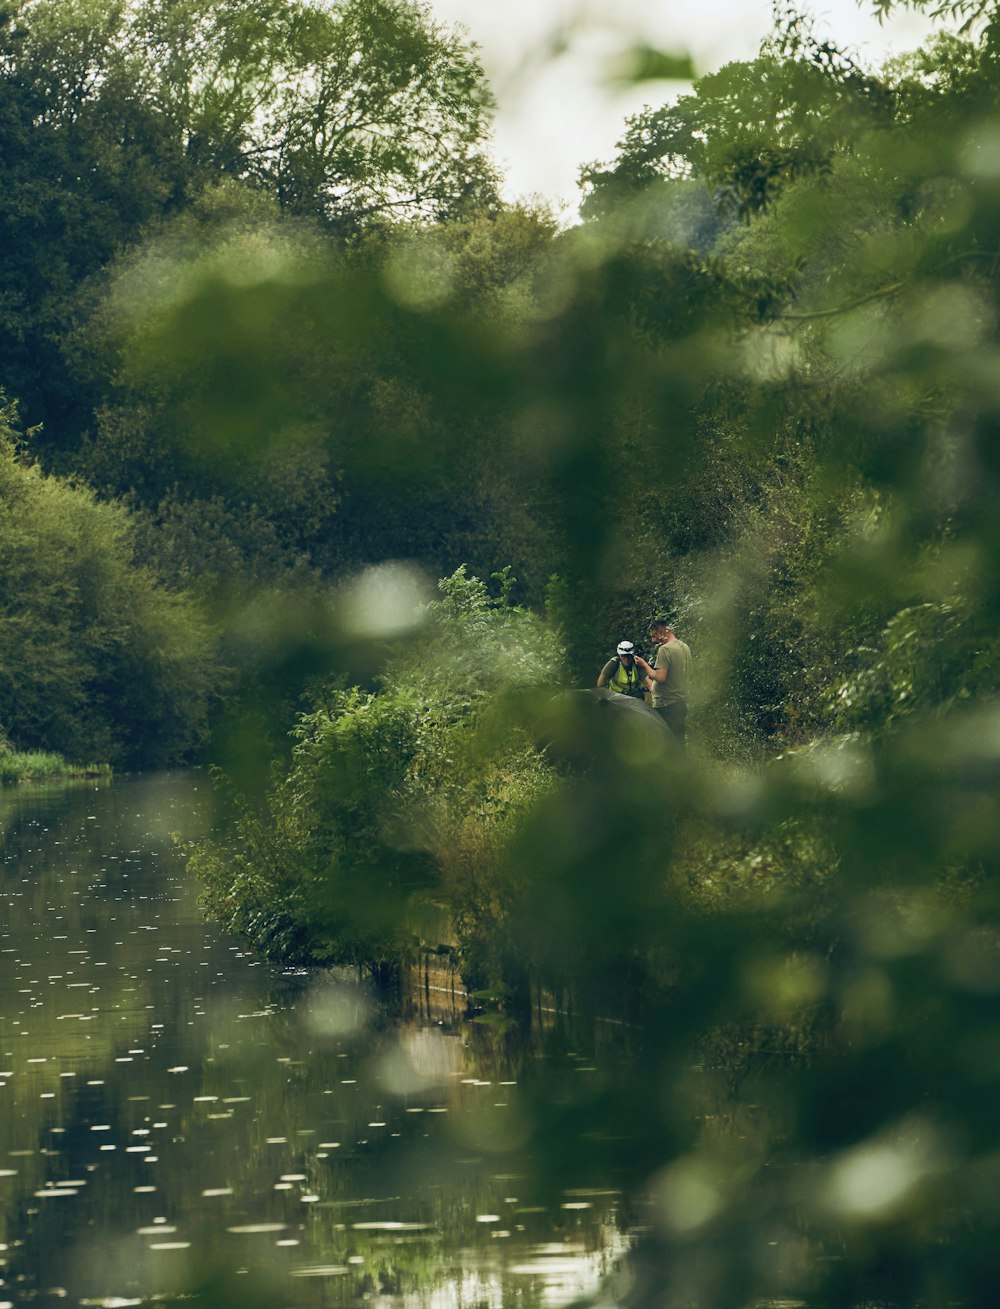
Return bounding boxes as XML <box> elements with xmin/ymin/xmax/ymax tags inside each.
<box><xmin>0</xmin><ymin>752</ymin><xmax>111</xmax><ymax>785</ymax></box>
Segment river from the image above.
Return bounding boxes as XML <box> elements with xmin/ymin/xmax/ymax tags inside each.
<box><xmin>0</xmin><ymin>771</ymin><xmax>630</xmax><ymax>1308</ymax></box>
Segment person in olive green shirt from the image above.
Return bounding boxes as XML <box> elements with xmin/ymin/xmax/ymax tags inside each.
<box><xmin>633</xmin><ymin>618</ymin><xmax>691</xmax><ymax>745</ymax></box>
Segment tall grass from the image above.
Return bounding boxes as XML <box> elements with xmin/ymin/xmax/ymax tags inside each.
<box><xmin>0</xmin><ymin>752</ymin><xmax>111</xmax><ymax>785</ymax></box>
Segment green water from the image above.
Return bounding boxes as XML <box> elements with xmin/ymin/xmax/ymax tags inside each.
<box><xmin>0</xmin><ymin>772</ymin><xmax>627</xmax><ymax>1308</ymax></box>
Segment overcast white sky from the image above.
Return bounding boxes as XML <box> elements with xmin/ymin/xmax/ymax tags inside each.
<box><xmin>427</xmin><ymin>0</ymin><xmax>950</xmax><ymax>213</ymax></box>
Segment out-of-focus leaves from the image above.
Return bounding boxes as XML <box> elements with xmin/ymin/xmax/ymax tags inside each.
<box><xmin>604</xmin><ymin>43</ymin><xmax>697</xmax><ymax>88</ymax></box>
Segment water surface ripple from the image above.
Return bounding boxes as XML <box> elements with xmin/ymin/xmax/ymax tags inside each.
<box><xmin>0</xmin><ymin>773</ymin><xmax>623</xmax><ymax>1308</ymax></box>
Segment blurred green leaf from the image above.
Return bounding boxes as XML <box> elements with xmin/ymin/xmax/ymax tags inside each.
<box><xmin>604</xmin><ymin>42</ymin><xmax>697</xmax><ymax>88</ymax></box>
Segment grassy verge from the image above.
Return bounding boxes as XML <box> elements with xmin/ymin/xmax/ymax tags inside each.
<box><xmin>0</xmin><ymin>751</ymin><xmax>112</xmax><ymax>785</ymax></box>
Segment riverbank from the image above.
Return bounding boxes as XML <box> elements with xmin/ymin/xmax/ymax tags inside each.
<box><xmin>0</xmin><ymin>749</ymin><xmax>111</xmax><ymax>785</ymax></box>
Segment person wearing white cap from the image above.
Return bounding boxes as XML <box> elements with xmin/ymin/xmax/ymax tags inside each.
<box><xmin>596</xmin><ymin>640</ymin><xmax>646</xmax><ymax>699</ymax></box>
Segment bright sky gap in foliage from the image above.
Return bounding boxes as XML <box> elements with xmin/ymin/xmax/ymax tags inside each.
<box><xmin>428</xmin><ymin>0</ymin><xmax>949</xmax><ymax>211</ymax></box>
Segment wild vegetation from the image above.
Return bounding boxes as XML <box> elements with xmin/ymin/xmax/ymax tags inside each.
<box><xmin>5</xmin><ymin>0</ymin><xmax>1000</xmax><ymax>1302</ymax></box>
<box><xmin>0</xmin><ymin>401</ymin><xmax>220</xmax><ymax>767</ymax></box>
<box><xmin>0</xmin><ymin>746</ymin><xmax>110</xmax><ymax>785</ymax></box>
<box><xmin>193</xmin><ymin>567</ymin><xmax>564</xmax><ymax>986</ymax></box>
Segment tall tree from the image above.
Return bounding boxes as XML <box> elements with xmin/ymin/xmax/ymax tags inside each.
<box><xmin>0</xmin><ymin>0</ymin><xmax>498</xmax><ymax>439</ymax></box>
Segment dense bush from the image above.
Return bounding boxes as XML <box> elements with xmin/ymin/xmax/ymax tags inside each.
<box><xmin>0</xmin><ymin>405</ymin><xmax>222</xmax><ymax>767</ymax></box>
<box><xmin>192</xmin><ymin>567</ymin><xmax>565</xmax><ymax>975</ymax></box>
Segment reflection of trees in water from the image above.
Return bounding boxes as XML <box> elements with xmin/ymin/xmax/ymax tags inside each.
<box><xmin>0</xmin><ymin>777</ymin><xmax>917</xmax><ymax>1309</ymax></box>
<box><xmin>1</xmin><ymin>1009</ymin><xmax>629</xmax><ymax>1305</ymax></box>
<box><xmin>0</xmin><ymin>779</ymin><xmax>108</xmax><ymax>851</ymax></box>
<box><xmin>0</xmin><ymin>780</ymin><xmax>626</xmax><ymax>1305</ymax></box>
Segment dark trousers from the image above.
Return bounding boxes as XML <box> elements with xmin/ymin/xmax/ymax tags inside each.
<box><xmin>655</xmin><ymin>702</ymin><xmax>687</xmax><ymax>746</ymax></box>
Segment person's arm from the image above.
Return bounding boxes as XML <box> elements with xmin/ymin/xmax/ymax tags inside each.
<box><xmin>596</xmin><ymin>659</ymin><xmax>614</xmax><ymax>688</ymax></box>
<box><xmin>634</xmin><ymin>654</ymin><xmax>667</xmax><ymax>685</ymax></box>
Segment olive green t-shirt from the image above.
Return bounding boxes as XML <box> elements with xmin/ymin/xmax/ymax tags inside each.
<box><xmin>650</xmin><ymin>638</ymin><xmax>692</xmax><ymax>708</ymax></box>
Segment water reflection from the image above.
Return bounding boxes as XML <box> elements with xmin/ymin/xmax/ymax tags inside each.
<box><xmin>0</xmin><ymin>773</ymin><xmax>626</xmax><ymax>1307</ymax></box>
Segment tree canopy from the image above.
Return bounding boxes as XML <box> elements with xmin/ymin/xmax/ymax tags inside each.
<box><xmin>0</xmin><ymin>0</ymin><xmax>498</xmax><ymax>434</ymax></box>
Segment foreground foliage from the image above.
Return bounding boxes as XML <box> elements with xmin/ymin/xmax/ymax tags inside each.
<box><xmin>186</xmin><ymin>2</ymin><xmax>1000</xmax><ymax>1305</ymax></box>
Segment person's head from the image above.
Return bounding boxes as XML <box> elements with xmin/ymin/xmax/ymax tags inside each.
<box><xmin>616</xmin><ymin>639</ymin><xmax>636</xmax><ymax>662</ymax></box>
<box><xmin>648</xmin><ymin>618</ymin><xmax>673</xmax><ymax>643</ymax></box>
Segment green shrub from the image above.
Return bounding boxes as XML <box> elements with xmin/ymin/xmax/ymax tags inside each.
<box><xmin>193</xmin><ymin>567</ymin><xmax>566</xmax><ymax>975</ymax></box>
<box><xmin>0</xmin><ymin>405</ymin><xmax>224</xmax><ymax>767</ymax></box>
